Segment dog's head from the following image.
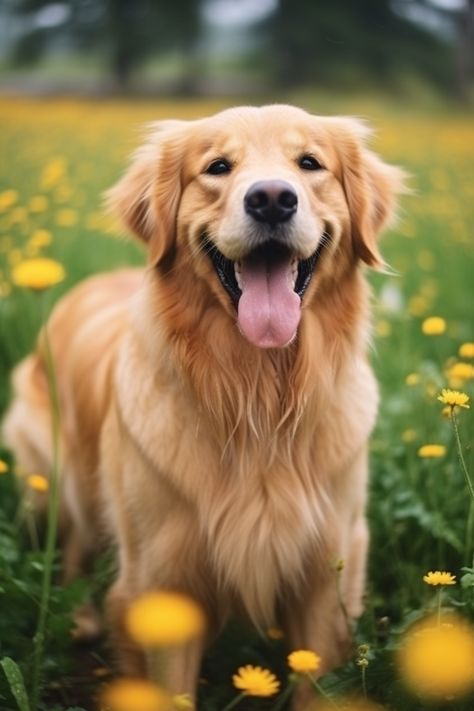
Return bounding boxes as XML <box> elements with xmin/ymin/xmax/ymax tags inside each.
<box><xmin>108</xmin><ymin>105</ymin><xmax>405</xmax><ymax>349</ymax></box>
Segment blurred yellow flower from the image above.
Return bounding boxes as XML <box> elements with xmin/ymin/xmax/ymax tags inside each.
<box><xmin>375</xmin><ymin>320</ymin><xmax>391</xmax><ymax>337</ymax></box>
<box><xmin>447</xmin><ymin>362</ymin><xmax>474</xmax><ymax>383</ymax></box>
<box><xmin>397</xmin><ymin>614</ymin><xmax>474</xmax><ymax>700</ymax></box>
<box><xmin>459</xmin><ymin>342</ymin><xmax>474</xmax><ymax>359</ymax></box>
<box><xmin>0</xmin><ymin>189</ymin><xmax>19</xmax><ymax>212</ymax></box>
<box><xmin>437</xmin><ymin>389</ymin><xmax>470</xmax><ymax>410</ymax></box>
<box><xmin>405</xmin><ymin>373</ymin><xmax>420</xmax><ymax>386</ymax></box>
<box><xmin>422</xmin><ymin>317</ymin><xmax>446</xmax><ymax>335</ymax></box>
<box><xmin>402</xmin><ymin>429</ymin><xmax>417</xmax><ymax>443</ymax></box>
<box><xmin>27</xmin><ymin>474</ymin><xmax>49</xmax><ymax>492</ymax></box>
<box><xmin>29</xmin><ymin>229</ymin><xmax>53</xmax><ymax>248</ymax></box>
<box><xmin>0</xmin><ymin>459</ymin><xmax>8</xmax><ymax>474</ymax></box>
<box><xmin>101</xmin><ymin>678</ymin><xmax>170</xmax><ymax>711</ymax></box>
<box><xmin>232</xmin><ymin>665</ymin><xmax>280</xmax><ymax>697</ymax></box>
<box><xmin>41</xmin><ymin>158</ymin><xmax>66</xmax><ymax>190</ymax></box>
<box><xmin>55</xmin><ymin>208</ymin><xmax>78</xmax><ymax>227</ymax></box>
<box><xmin>418</xmin><ymin>444</ymin><xmax>446</xmax><ymax>458</ymax></box>
<box><xmin>29</xmin><ymin>196</ymin><xmax>48</xmax><ymax>213</ymax></box>
<box><xmin>12</xmin><ymin>258</ymin><xmax>65</xmax><ymax>291</ymax></box>
<box><xmin>126</xmin><ymin>591</ymin><xmax>205</xmax><ymax>647</ymax></box>
<box><xmin>423</xmin><ymin>571</ymin><xmax>456</xmax><ymax>586</ymax></box>
<box><xmin>408</xmin><ymin>295</ymin><xmax>429</xmax><ymax>316</ymax></box>
<box><xmin>287</xmin><ymin>649</ymin><xmax>321</xmax><ymax>673</ymax></box>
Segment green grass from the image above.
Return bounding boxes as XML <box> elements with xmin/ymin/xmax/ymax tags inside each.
<box><xmin>0</xmin><ymin>94</ymin><xmax>473</xmax><ymax>711</ymax></box>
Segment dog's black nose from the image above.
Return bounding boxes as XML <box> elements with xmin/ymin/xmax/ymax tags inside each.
<box><xmin>244</xmin><ymin>180</ymin><xmax>297</xmax><ymax>227</ymax></box>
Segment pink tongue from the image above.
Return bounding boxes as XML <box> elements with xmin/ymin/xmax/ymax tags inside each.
<box><xmin>237</xmin><ymin>253</ymin><xmax>301</xmax><ymax>349</ymax></box>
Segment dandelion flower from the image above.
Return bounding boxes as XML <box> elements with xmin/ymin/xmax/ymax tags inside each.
<box><xmin>397</xmin><ymin>614</ymin><xmax>474</xmax><ymax>699</ymax></box>
<box><xmin>55</xmin><ymin>208</ymin><xmax>78</xmax><ymax>227</ymax></box>
<box><xmin>423</xmin><ymin>571</ymin><xmax>456</xmax><ymax>586</ymax></box>
<box><xmin>437</xmin><ymin>389</ymin><xmax>470</xmax><ymax>411</ymax></box>
<box><xmin>422</xmin><ymin>317</ymin><xmax>446</xmax><ymax>335</ymax></box>
<box><xmin>288</xmin><ymin>649</ymin><xmax>321</xmax><ymax>673</ymax></box>
<box><xmin>29</xmin><ymin>229</ymin><xmax>52</xmax><ymax>249</ymax></box>
<box><xmin>27</xmin><ymin>474</ymin><xmax>49</xmax><ymax>492</ymax></box>
<box><xmin>405</xmin><ymin>373</ymin><xmax>420</xmax><ymax>386</ymax></box>
<box><xmin>126</xmin><ymin>591</ymin><xmax>205</xmax><ymax>647</ymax></box>
<box><xmin>0</xmin><ymin>189</ymin><xmax>19</xmax><ymax>212</ymax></box>
<box><xmin>402</xmin><ymin>429</ymin><xmax>417</xmax><ymax>443</ymax></box>
<box><xmin>100</xmin><ymin>678</ymin><xmax>169</xmax><ymax>711</ymax></box>
<box><xmin>29</xmin><ymin>196</ymin><xmax>48</xmax><ymax>213</ymax></box>
<box><xmin>232</xmin><ymin>665</ymin><xmax>280</xmax><ymax>697</ymax></box>
<box><xmin>418</xmin><ymin>444</ymin><xmax>446</xmax><ymax>458</ymax></box>
<box><xmin>0</xmin><ymin>459</ymin><xmax>8</xmax><ymax>474</ymax></box>
<box><xmin>459</xmin><ymin>342</ymin><xmax>474</xmax><ymax>359</ymax></box>
<box><xmin>12</xmin><ymin>258</ymin><xmax>65</xmax><ymax>291</ymax></box>
<box><xmin>447</xmin><ymin>362</ymin><xmax>474</xmax><ymax>383</ymax></box>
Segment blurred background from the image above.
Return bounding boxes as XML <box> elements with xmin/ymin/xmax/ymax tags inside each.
<box><xmin>0</xmin><ymin>0</ymin><xmax>472</xmax><ymax>101</ymax></box>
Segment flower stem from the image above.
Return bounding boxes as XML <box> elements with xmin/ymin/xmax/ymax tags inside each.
<box><xmin>307</xmin><ymin>674</ymin><xmax>340</xmax><ymax>709</ymax></box>
<box><xmin>437</xmin><ymin>588</ymin><xmax>443</xmax><ymax>626</ymax></box>
<box><xmin>220</xmin><ymin>692</ymin><xmax>246</xmax><ymax>711</ymax></box>
<box><xmin>361</xmin><ymin>665</ymin><xmax>368</xmax><ymax>699</ymax></box>
<box><xmin>30</xmin><ymin>298</ymin><xmax>62</xmax><ymax>709</ymax></box>
<box><xmin>451</xmin><ymin>410</ymin><xmax>474</xmax><ymax>562</ymax></box>
<box><xmin>272</xmin><ymin>681</ymin><xmax>295</xmax><ymax>711</ymax></box>
<box><xmin>451</xmin><ymin>410</ymin><xmax>474</xmax><ymax>502</ymax></box>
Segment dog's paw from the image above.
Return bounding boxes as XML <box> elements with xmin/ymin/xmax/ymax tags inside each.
<box><xmin>72</xmin><ymin>601</ymin><xmax>102</xmax><ymax>641</ymax></box>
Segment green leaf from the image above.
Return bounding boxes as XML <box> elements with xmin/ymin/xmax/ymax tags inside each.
<box><xmin>0</xmin><ymin>658</ymin><xmax>31</xmax><ymax>711</ymax></box>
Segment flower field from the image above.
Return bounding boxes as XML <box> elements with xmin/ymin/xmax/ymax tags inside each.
<box><xmin>0</xmin><ymin>95</ymin><xmax>473</xmax><ymax>711</ymax></box>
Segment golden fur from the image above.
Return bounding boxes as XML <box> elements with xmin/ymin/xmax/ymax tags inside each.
<box><xmin>3</xmin><ymin>105</ymin><xmax>405</xmax><ymax>707</ymax></box>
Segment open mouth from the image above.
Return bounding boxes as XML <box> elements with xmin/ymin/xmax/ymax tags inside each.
<box><xmin>204</xmin><ymin>233</ymin><xmax>330</xmax><ymax>349</ymax></box>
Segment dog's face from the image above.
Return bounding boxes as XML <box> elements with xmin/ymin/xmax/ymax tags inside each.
<box><xmin>109</xmin><ymin>105</ymin><xmax>405</xmax><ymax>349</ymax></box>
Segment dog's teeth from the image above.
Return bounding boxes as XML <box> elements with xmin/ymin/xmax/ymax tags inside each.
<box><xmin>291</xmin><ymin>259</ymin><xmax>298</xmax><ymax>285</ymax></box>
<box><xmin>234</xmin><ymin>262</ymin><xmax>242</xmax><ymax>289</ymax></box>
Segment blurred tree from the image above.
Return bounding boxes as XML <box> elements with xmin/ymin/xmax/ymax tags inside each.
<box><xmin>264</xmin><ymin>0</ymin><xmax>456</xmax><ymax>92</ymax></box>
<box><xmin>9</xmin><ymin>0</ymin><xmax>203</xmax><ymax>90</ymax></box>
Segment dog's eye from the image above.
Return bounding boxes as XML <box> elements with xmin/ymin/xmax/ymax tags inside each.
<box><xmin>298</xmin><ymin>154</ymin><xmax>324</xmax><ymax>171</ymax></box>
<box><xmin>205</xmin><ymin>159</ymin><xmax>232</xmax><ymax>176</ymax></box>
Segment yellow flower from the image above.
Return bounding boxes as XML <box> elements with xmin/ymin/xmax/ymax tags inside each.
<box><xmin>0</xmin><ymin>459</ymin><xmax>8</xmax><ymax>474</ymax></box>
<box><xmin>100</xmin><ymin>678</ymin><xmax>170</xmax><ymax>711</ymax></box>
<box><xmin>27</xmin><ymin>474</ymin><xmax>49</xmax><ymax>492</ymax></box>
<box><xmin>447</xmin><ymin>362</ymin><xmax>474</xmax><ymax>383</ymax></box>
<box><xmin>126</xmin><ymin>591</ymin><xmax>205</xmax><ymax>647</ymax></box>
<box><xmin>12</xmin><ymin>258</ymin><xmax>65</xmax><ymax>291</ymax></box>
<box><xmin>375</xmin><ymin>320</ymin><xmax>391</xmax><ymax>337</ymax></box>
<box><xmin>459</xmin><ymin>342</ymin><xmax>474</xmax><ymax>359</ymax></box>
<box><xmin>397</xmin><ymin>614</ymin><xmax>474</xmax><ymax>699</ymax></box>
<box><xmin>55</xmin><ymin>208</ymin><xmax>78</xmax><ymax>227</ymax></box>
<box><xmin>41</xmin><ymin>158</ymin><xmax>66</xmax><ymax>190</ymax></box>
<box><xmin>405</xmin><ymin>373</ymin><xmax>420</xmax><ymax>386</ymax></box>
<box><xmin>29</xmin><ymin>196</ymin><xmax>48</xmax><ymax>213</ymax></box>
<box><xmin>423</xmin><ymin>571</ymin><xmax>456</xmax><ymax>586</ymax></box>
<box><xmin>29</xmin><ymin>229</ymin><xmax>53</xmax><ymax>249</ymax></box>
<box><xmin>0</xmin><ymin>189</ymin><xmax>19</xmax><ymax>212</ymax></box>
<box><xmin>422</xmin><ymin>317</ymin><xmax>446</xmax><ymax>335</ymax></box>
<box><xmin>402</xmin><ymin>429</ymin><xmax>417</xmax><ymax>443</ymax></box>
<box><xmin>232</xmin><ymin>665</ymin><xmax>280</xmax><ymax>697</ymax></box>
<box><xmin>287</xmin><ymin>649</ymin><xmax>321</xmax><ymax>673</ymax></box>
<box><xmin>418</xmin><ymin>444</ymin><xmax>446</xmax><ymax>459</ymax></box>
<box><xmin>437</xmin><ymin>389</ymin><xmax>470</xmax><ymax>410</ymax></box>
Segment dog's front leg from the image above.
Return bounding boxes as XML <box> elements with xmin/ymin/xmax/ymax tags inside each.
<box><xmin>282</xmin><ymin>570</ymin><xmax>352</xmax><ymax>711</ymax></box>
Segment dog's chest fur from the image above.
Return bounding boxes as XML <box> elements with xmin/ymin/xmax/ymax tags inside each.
<box><xmin>114</xmin><ymin>329</ymin><xmax>377</xmax><ymax>625</ymax></box>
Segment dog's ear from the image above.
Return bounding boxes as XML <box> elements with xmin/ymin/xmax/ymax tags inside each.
<box><xmin>327</xmin><ymin>118</ymin><xmax>408</xmax><ymax>269</ymax></box>
<box><xmin>106</xmin><ymin>120</ymin><xmax>188</xmax><ymax>266</ymax></box>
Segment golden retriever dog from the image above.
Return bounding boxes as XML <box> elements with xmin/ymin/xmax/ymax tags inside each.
<box><xmin>4</xmin><ymin>105</ymin><xmax>405</xmax><ymax>707</ymax></box>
